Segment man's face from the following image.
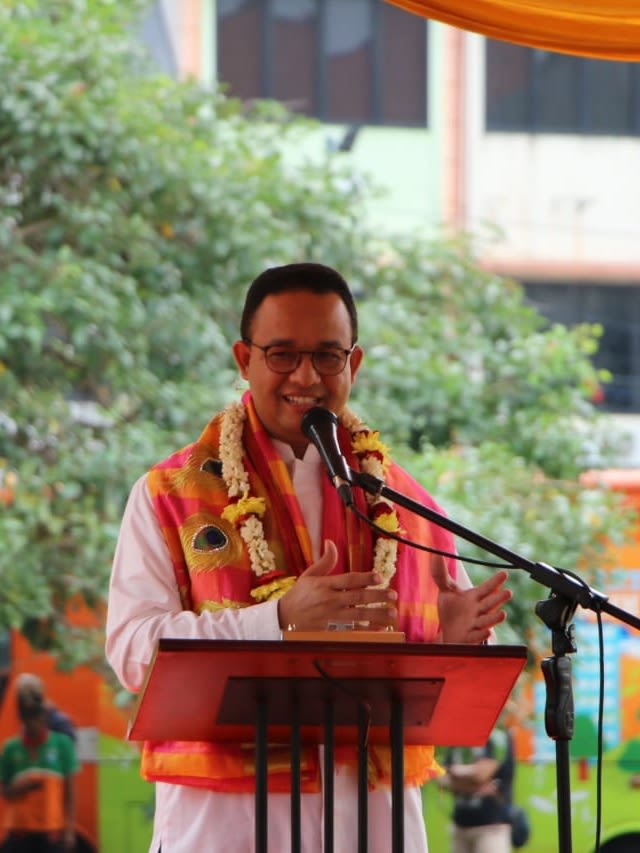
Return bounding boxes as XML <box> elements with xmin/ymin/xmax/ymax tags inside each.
<box><xmin>232</xmin><ymin>289</ymin><xmax>363</xmax><ymax>456</ymax></box>
<box><xmin>17</xmin><ymin>695</ymin><xmax>46</xmax><ymax>735</ymax></box>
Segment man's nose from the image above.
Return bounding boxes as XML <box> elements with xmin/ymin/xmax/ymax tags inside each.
<box><xmin>289</xmin><ymin>352</ymin><xmax>321</xmax><ymax>382</ymax></box>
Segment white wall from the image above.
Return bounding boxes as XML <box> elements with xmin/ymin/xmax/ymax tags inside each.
<box><xmin>463</xmin><ymin>34</ymin><xmax>640</xmax><ymax>272</ymax></box>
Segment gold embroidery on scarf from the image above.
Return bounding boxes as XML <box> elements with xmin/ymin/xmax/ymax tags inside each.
<box><xmin>178</xmin><ymin>512</ymin><xmax>243</xmax><ymax>571</ymax></box>
<box><xmin>197</xmin><ymin>599</ymin><xmax>249</xmax><ymax>613</ymax></box>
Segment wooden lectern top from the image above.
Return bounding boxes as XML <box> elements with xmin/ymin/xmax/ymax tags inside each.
<box><xmin>127</xmin><ymin>639</ymin><xmax>527</xmax><ymax>748</ymax></box>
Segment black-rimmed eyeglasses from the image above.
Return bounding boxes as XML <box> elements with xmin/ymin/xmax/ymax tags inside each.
<box><xmin>243</xmin><ymin>339</ymin><xmax>355</xmax><ymax>376</ymax></box>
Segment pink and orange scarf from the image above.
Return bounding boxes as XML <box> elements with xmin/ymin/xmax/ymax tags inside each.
<box><xmin>141</xmin><ymin>393</ymin><xmax>448</xmax><ymax>792</ymax></box>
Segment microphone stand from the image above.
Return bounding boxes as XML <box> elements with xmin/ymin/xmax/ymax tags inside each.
<box><xmin>350</xmin><ymin>469</ymin><xmax>640</xmax><ymax>853</ymax></box>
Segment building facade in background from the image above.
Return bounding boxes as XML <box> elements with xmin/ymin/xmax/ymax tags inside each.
<box><xmin>145</xmin><ymin>0</ymin><xmax>640</xmax><ymax>447</ymax></box>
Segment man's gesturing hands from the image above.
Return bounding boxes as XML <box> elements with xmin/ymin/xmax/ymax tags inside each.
<box><xmin>277</xmin><ymin>540</ymin><xmax>398</xmax><ymax>632</ymax></box>
<box><xmin>277</xmin><ymin>545</ymin><xmax>511</xmax><ymax>643</ymax></box>
<box><xmin>431</xmin><ymin>554</ymin><xmax>512</xmax><ymax>644</ymax></box>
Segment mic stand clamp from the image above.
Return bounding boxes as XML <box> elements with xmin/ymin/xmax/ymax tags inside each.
<box><xmin>536</xmin><ymin>594</ymin><xmax>578</xmax><ymax>853</ymax></box>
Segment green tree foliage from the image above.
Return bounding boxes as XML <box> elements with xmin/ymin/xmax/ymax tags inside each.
<box><xmin>0</xmin><ymin>0</ymin><xmax>632</xmax><ymax>665</ymax></box>
<box><xmin>618</xmin><ymin>738</ymin><xmax>640</xmax><ymax>774</ymax></box>
<box><xmin>351</xmin><ymin>237</ymin><xmax>632</xmax><ymax>643</ymax></box>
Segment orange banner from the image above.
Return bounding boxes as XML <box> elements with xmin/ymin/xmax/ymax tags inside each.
<box><xmin>386</xmin><ymin>0</ymin><xmax>640</xmax><ymax>60</ymax></box>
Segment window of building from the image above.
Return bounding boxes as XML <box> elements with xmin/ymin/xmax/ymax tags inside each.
<box><xmin>524</xmin><ymin>282</ymin><xmax>640</xmax><ymax>412</ymax></box>
<box><xmin>217</xmin><ymin>0</ymin><xmax>428</xmax><ymax>126</ymax></box>
<box><xmin>140</xmin><ymin>1</ymin><xmax>178</xmax><ymax>77</ymax></box>
<box><xmin>486</xmin><ymin>40</ymin><xmax>640</xmax><ymax>135</ymax></box>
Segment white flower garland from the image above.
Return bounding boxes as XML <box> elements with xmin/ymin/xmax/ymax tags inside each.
<box><xmin>218</xmin><ymin>401</ymin><xmax>400</xmax><ymax>595</ymax></box>
<box><xmin>339</xmin><ymin>407</ymin><xmax>400</xmax><ymax>587</ymax></box>
<box><xmin>219</xmin><ymin>402</ymin><xmax>276</xmax><ymax>578</ymax></box>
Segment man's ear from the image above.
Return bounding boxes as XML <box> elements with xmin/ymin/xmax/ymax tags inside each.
<box><xmin>232</xmin><ymin>339</ymin><xmax>251</xmax><ymax>379</ymax></box>
<box><xmin>349</xmin><ymin>345</ymin><xmax>364</xmax><ymax>383</ymax></box>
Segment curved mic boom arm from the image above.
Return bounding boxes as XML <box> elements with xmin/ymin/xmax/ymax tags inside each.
<box><xmin>351</xmin><ymin>467</ymin><xmax>638</xmax><ymax>630</ymax></box>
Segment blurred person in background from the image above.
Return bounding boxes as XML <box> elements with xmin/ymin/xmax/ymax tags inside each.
<box><xmin>0</xmin><ymin>674</ymin><xmax>78</xmax><ymax>852</ymax></box>
<box><xmin>438</xmin><ymin>720</ymin><xmax>515</xmax><ymax>853</ymax></box>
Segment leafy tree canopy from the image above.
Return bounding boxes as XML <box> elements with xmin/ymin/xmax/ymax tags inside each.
<box><xmin>0</xmin><ymin>0</ymin><xmax>632</xmax><ymax>667</ymax></box>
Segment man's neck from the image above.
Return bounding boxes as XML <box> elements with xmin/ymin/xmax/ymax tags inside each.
<box><xmin>272</xmin><ymin>438</ymin><xmax>310</xmax><ymax>461</ymax></box>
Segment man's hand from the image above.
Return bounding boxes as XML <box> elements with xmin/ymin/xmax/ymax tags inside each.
<box><xmin>62</xmin><ymin>826</ymin><xmax>76</xmax><ymax>851</ymax></box>
<box><xmin>5</xmin><ymin>774</ymin><xmax>43</xmax><ymax>798</ymax></box>
<box><xmin>277</xmin><ymin>540</ymin><xmax>398</xmax><ymax>632</ymax></box>
<box><xmin>432</xmin><ymin>555</ymin><xmax>511</xmax><ymax>643</ymax></box>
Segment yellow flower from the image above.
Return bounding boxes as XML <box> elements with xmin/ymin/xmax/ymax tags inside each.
<box><xmin>352</xmin><ymin>431</ymin><xmax>390</xmax><ymax>461</ymax></box>
<box><xmin>221</xmin><ymin>494</ymin><xmax>266</xmax><ymax>525</ymax></box>
<box><xmin>375</xmin><ymin>510</ymin><xmax>401</xmax><ymax>534</ymax></box>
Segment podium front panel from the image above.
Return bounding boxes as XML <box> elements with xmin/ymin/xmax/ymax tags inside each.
<box><xmin>127</xmin><ymin>639</ymin><xmax>527</xmax><ymax>747</ymax></box>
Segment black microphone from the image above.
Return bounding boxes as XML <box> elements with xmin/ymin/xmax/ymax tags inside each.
<box><xmin>301</xmin><ymin>407</ymin><xmax>354</xmax><ymax>508</ymax></box>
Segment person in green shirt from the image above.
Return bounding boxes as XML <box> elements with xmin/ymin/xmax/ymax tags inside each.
<box><xmin>0</xmin><ymin>674</ymin><xmax>78</xmax><ymax>853</ymax></box>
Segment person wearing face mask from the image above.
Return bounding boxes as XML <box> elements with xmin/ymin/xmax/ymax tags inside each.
<box><xmin>106</xmin><ymin>262</ymin><xmax>511</xmax><ymax>853</ymax></box>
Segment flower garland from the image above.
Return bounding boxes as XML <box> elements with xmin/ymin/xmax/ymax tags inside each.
<box><xmin>218</xmin><ymin>401</ymin><xmax>401</xmax><ymax>599</ymax></box>
<box><xmin>340</xmin><ymin>407</ymin><xmax>401</xmax><ymax>587</ymax></box>
<box><xmin>219</xmin><ymin>401</ymin><xmax>277</xmax><ymax>579</ymax></box>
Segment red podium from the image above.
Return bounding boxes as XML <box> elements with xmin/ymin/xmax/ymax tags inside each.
<box><xmin>128</xmin><ymin>638</ymin><xmax>527</xmax><ymax>853</ymax></box>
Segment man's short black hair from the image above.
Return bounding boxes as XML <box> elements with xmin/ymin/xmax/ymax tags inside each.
<box><xmin>15</xmin><ymin>672</ymin><xmax>46</xmax><ymax>723</ymax></box>
<box><xmin>240</xmin><ymin>262</ymin><xmax>358</xmax><ymax>344</ymax></box>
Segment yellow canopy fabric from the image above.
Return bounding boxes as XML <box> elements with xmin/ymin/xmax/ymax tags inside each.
<box><xmin>386</xmin><ymin>0</ymin><xmax>640</xmax><ymax>60</ymax></box>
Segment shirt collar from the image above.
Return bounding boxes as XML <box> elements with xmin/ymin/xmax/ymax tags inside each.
<box><xmin>272</xmin><ymin>439</ymin><xmax>321</xmax><ymax>471</ymax></box>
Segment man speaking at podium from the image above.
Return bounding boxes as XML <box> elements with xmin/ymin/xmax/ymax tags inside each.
<box><xmin>106</xmin><ymin>262</ymin><xmax>510</xmax><ymax>852</ymax></box>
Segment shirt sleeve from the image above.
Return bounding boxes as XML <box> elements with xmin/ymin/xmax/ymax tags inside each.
<box><xmin>105</xmin><ymin>476</ymin><xmax>282</xmax><ymax>692</ymax></box>
<box><xmin>455</xmin><ymin>561</ymin><xmax>473</xmax><ymax>590</ymax></box>
<box><xmin>60</xmin><ymin>733</ymin><xmax>79</xmax><ymax>776</ymax></box>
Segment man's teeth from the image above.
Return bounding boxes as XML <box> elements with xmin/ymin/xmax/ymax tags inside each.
<box><xmin>286</xmin><ymin>396</ymin><xmax>319</xmax><ymax>405</ymax></box>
